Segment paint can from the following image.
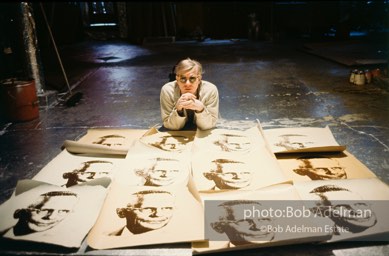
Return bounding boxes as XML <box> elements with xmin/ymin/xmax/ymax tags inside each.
<box><xmin>354</xmin><ymin>71</ymin><xmax>365</xmax><ymax>86</ymax></box>
<box><xmin>0</xmin><ymin>78</ymin><xmax>39</xmax><ymax>122</ymax></box>
<box><xmin>349</xmin><ymin>69</ymin><xmax>358</xmax><ymax>84</ymax></box>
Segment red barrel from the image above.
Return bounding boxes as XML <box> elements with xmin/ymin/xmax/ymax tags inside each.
<box><xmin>0</xmin><ymin>78</ymin><xmax>39</xmax><ymax>122</ymax></box>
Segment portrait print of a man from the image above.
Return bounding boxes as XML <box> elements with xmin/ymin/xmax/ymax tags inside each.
<box><xmin>275</xmin><ymin>134</ymin><xmax>315</xmax><ymax>151</ymax></box>
<box><xmin>10</xmin><ymin>191</ymin><xmax>78</xmax><ymax>236</ymax></box>
<box><xmin>0</xmin><ymin>181</ymin><xmax>109</xmax><ymax>248</ymax></box>
<box><xmin>309</xmin><ymin>184</ymin><xmax>377</xmax><ymax>235</ymax></box>
<box><xmin>213</xmin><ymin>133</ymin><xmax>252</xmax><ymax>153</ymax></box>
<box><xmin>134</xmin><ymin>157</ymin><xmax>188</xmax><ymax>186</ymax></box>
<box><xmin>87</xmin><ymin>181</ymin><xmax>205</xmax><ymax>249</ymax></box>
<box><xmin>211</xmin><ymin>200</ymin><xmax>275</xmax><ymax>247</ymax></box>
<box><xmin>93</xmin><ymin>134</ymin><xmax>126</xmax><ymax>147</ymax></box>
<box><xmin>110</xmin><ymin>190</ymin><xmax>175</xmax><ymax>236</ymax></box>
<box><xmin>293</xmin><ymin>156</ymin><xmax>347</xmax><ymax>180</ymax></box>
<box><xmin>140</xmin><ymin>133</ymin><xmax>194</xmax><ymax>152</ymax></box>
<box><xmin>203</xmin><ymin>158</ymin><xmax>252</xmax><ymax>190</ymax></box>
<box><xmin>62</xmin><ymin>160</ymin><xmax>113</xmax><ymax>187</ymax></box>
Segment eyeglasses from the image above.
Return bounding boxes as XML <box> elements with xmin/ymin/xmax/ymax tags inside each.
<box><xmin>177</xmin><ymin>76</ymin><xmax>198</xmax><ymax>83</ymax></box>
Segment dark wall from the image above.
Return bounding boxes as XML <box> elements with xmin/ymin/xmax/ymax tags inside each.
<box><xmin>123</xmin><ymin>1</ymin><xmax>388</xmax><ymax>43</ymax></box>
<box><xmin>126</xmin><ymin>2</ymin><xmax>177</xmax><ymax>44</ymax></box>
<box><xmin>175</xmin><ymin>2</ymin><xmax>205</xmax><ymax>39</ymax></box>
<box><xmin>34</xmin><ymin>2</ymin><xmax>84</xmax><ymax>48</ymax></box>
<box><xmin>1</xmin><ymin>1</ymin><xmax>388</xmax><ymax>49</ymax></box>
<box><xmin>0</xmin><ymin>3</ymin><xmax>25</xmax><ymax>79</ymax></box>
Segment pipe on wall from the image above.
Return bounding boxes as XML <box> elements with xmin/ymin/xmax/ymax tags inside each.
<box><xmin>19</xmin><ymin>2</ymin><xmax>45</xmax><ymax>95</ymax></box>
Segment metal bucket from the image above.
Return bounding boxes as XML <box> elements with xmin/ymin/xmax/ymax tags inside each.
<box><xmin>0</xmin><ymin>78</ymin><xmax>39</xmax><ymax>122</ymax></box>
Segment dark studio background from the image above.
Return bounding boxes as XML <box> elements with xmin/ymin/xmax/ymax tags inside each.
<box><xmin>1</xmin><ymin>1</ymin><xmax>388</xmax><ymax>85</ymax></box>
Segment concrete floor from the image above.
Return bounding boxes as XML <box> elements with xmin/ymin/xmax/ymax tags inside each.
<box><xmin>0</xmin><ymin>38</ymin><xmax>388</xmax><ymax>255</ymax></box>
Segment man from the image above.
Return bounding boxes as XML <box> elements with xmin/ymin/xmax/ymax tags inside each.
<box><xmin>11</xmin><ymin>191</ymin><xmax>78</xmax><ymax>236</ymax></box>
<box><xmin>293</xmin><ymin>156</ymin><xmax>347</xmax><ymax>180</ymax></box>
<box><xmin>135</xmin><ymin>157</ymin><xmax>186</xmax><ymax>186</ymax></box>
<box><xmin>275</xmin><ymin>134</ymin><xmax>314</xmax><ymax>151</ymax></box>
<box><xmin>211</xmin><ymin>200</ymin><xmax>275</xmax><ymax>246</ymax></box>
<box><xmin>92</xmin><ymin>134</ymin><xmax>126</xmax><ymax>147</ymax></box>
<box><xmin>112</xmin><ymin>190</ymin><xmax>175</xmax><ymax>235</ymax></box>
<box><xmin>309</xmin><ymin>185</ymin><xmax>377</xmax><ymax>235</ymax></box>
<box><xmin>62</xmin><ymin>160</ymin><xmax>113</xmax><ymax>187</ymax></box>
<box><xmin>213</xmin><ymin>133</ymin><xmax>252</xmax><ymax>152</ymax></box>
<box><xmin>160</xmin><ymin>58</ymin><xmax>219</xmax><ymax>130</ymax></box>
<box><xmin>203</xmin><ymin>159</ymin><xmax>252</xmax><ymax>190</ymax></box>
<box><xmin>140</xmin><ymin>133</ymin><xmax>193</xmax><ymax>152</ymax></box>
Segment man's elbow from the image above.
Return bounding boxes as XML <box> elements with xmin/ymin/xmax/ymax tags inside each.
<box><xmin>163</xmin><ymin>121</ymin><xmax>184</xmax><ymax>131</ymax></box>
<box><xmin>197</xmin><ymin>120</ymin><xmax>217</xmax><ymax>130</ymax></box>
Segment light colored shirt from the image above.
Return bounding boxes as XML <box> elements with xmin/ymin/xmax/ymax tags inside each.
<box><xmin>160</xmin><ymin>80</ymin><xmax>219</xmax><ymax>130</ymax></box>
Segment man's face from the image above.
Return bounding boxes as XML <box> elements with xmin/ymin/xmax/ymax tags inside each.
<box><xmin>280</xmin><ymin>135</ymin><xmax>314</xmax><ymax>150</ymax></box>
<box><xmin>27</xmin><ymin>195</ymin><xmax>77</xmax><ymax>232</ymax></box>
<box><xmin>160</xmin><ymin>136</ymin><xmax>187</xmax><ymax>152</ymax></box>
<box><xmin>131</xmin><ymin>193</ymin><xmax>174</xmax><ymax>231</ymax></box>
<box><xmin>309</xmin><ymin>158</ymin><xmax>346</xmax><ymax>180</ymax></box>
<box><xmin>101</xmin><ymin>137</ymin><xmax>125</xmax><ymax>147</ymax></box>
<box><xmin>295</xmin><ymin>158</ymin><xmax>347</xmax><ymax>180</ymax></box>
<box><xmin>213</xmin><ymin>163</ymin><xmax>252</xmax><ymax>189</ymax></box>
<box><xmin>76</xmin><ymin>162</ymin><xmax>112</xmax><ymax>182</ymax></box>
<box><xmin>320</xmin><ymin>190</ymin><xmax>377</xmax><ymax>232</ymax></box>
<box><xmin>176</xmin><ymin>69</ymin><xmax>201</xmax><ymax>95</ymax></box>
<box><xmin>148</xmin><ymin>160</ymin><xmax>181</xmax><ymax>186</ymax></box>
<box><xmin>221</xmin><ymin>203</ymin><xmax>275</xmax><ymax>245</ymax></box>
<box><xmin>225</xmin><ymin>135</ymin><xmax>251</xmax><ymax>152</ymax></box>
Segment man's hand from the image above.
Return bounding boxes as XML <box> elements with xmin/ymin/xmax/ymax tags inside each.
<box><xmin>176</xmin><ymin>93</ymin><xmax>204</xmax><ymax>112</ymax></box>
